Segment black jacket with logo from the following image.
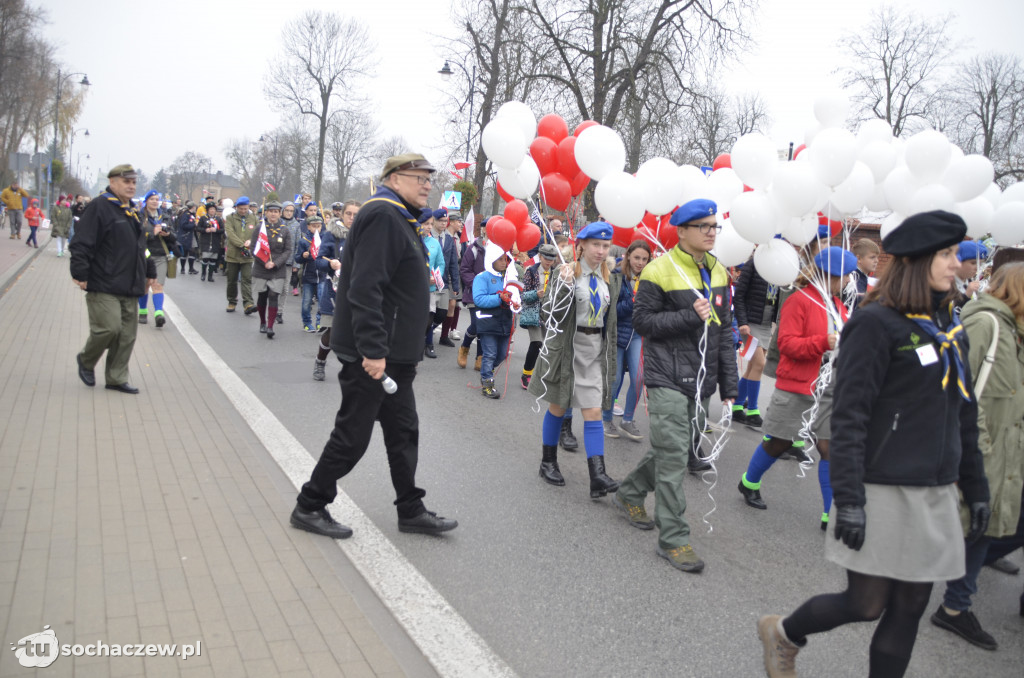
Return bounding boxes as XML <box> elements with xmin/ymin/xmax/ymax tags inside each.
<box><xmin>330</xmin><ymin>193</ymin><xmax>429</xmax><ymax>365</ymax></box>
<box><xmin>69</xmin><ymin>189</ymin><xmax>155</xmax><ymax>297</ymax></box>
<box><xmin>830</xmin><ymin>300</ymin><xmax>989</xmax><ymax>508</ymax></box>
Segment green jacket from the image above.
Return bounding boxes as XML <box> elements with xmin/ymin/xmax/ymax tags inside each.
<box><xmin>527</xmin><ymin>267</ymin><xmax>620</xmax><ymax>410</ymax></box>
<box><xmin>51</xmin><ymin>204</ymin><xmax>73</xmax><ymax>238</ymax></box>
<box><xmin>960</xmin><ymin>294</ymin><xmax>1024</xmax><ymax>537</ymax></box>
<box><xmin>224</xmin><ymin>211</ymin><xmax>257</xmax><ymax>263</ymax></box>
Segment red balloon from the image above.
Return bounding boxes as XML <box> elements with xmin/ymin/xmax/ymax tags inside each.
<box><xmin>712</xmin><ymin>153</ymin><xmax>732</xmax><ymax>171</ymax></box>
<box><xmin>556</xmin><ymin>137</ymin><xmax>580</xmax><ymax>178</ymax></box>
<box><xmin>640</xmin><ymin>211</ymin><xmax>658</xmax><ymax>230</ymax></box>
<box><xmin>611</xmin><ymin>225</ymin><xmax>635</xmax><ymax>248</ymax></box>
<box><xmin>658</xmin><ymin>217</ymin><xmax>679</xmax><ymax>250</ymax></box>
<box><xmin>540</xmin><ymin>172</ymin><xmax>572</xmax><ymax>212</ymax></box>
<box><xmin>503</xmin><ymin>199</ymin><xmax>529</xmax><ymax>227</ymax></box>
<box><xmin>529</xmin><ymin>136</ymin><xmax>559</xmax><ymax>176</ymax></box>
<box><xmin>743</xmin><ymin>184</ymin><xmax>754</xmax><ymax>192</ymax></box>
<box><xmin>569</xmin><ymin>170</ymin><xmax>590</xmax><ymax>197</ymax></box>
<box><xmin>496</xmin><ymin>181</ymin><xmax>514</xmax><ymax>203</ymax></box>
<box><xmin>574</xmin><ymin>120</ymin><xmax>599</xmax><ymax>137</ymax></box>
<box><xmin>517</xmin><ymin>222</ymin><xmax>541</xmax><ymax>252</ymax></box>
<box><xmin>537</xmin><ymin>114</ymin><xmax>569</xmax><ymax>144</ymax></box>
<box><xmin>816</xmin><ymin>212</ymin><xmax>842</xmax><ymax>236</ymax></box>
<box><xmin>793</xmin><ymin>144</ymin><xmax>807</xmax><ymax>159</ymax></box>
<box><xmin>488</xmin><ymin>217</ymin><xmax>518</xmax><ymax>251</ymax></box>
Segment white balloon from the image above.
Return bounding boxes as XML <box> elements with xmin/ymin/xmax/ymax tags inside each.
<box><xmin>494</xmin><ymin>101</ymin><xmax>536</xmax><ymax>146</ymax></box>
<box><xmin>865</xmin><ymin>183</ymin><xmax>889</xmax><ymax>212</ymax></box>
<box><xmin>948</xmin><ymin>144</ymin><xmax>965</xmax><ymax>163</ymax></box>
<box><xmin>481</xmin><ymin>117</ymin><xmax>528</xmax><ymax>169</ymax></box>
<box><xmin>908</xmin><ymin>183</ymin><xmax>955</xmax><ymax>215</ymax></box>
<box><xmin>831</xmin><ymin>161</ymin><xmax>876</xmax><ymax>214</ymax></box>
<box><xmin>941</xmin><ymin>154</ymin><xmax>994</xmax><ymax>202</ymax></box>
<box><xmin>953</xmin><ymin>197</ymin><xmax>995</xmax><ymax>239</ymax></box>
<box><xmin>879</xmin><ymin>212</ymin><xmax>906</xmax><ymax>240</ymax></box>
<box><xmin>713</xmin><ymin>219</ymin><xmax>756</xmax><ymax>266</ymax></box>
<box><xmin>1001</xmin><ymin>182</ymin><xmax>1024</xmax><ymax>205</ymax></box>
<box><xmin>982</xmin><ymin>182</ymin><xmax>1003</xmax><ymax>207</ymax></box>
<box><xmin>770</xmin><ymin>161</ymin><xmax>824</xmax><ymax>217</ymax></box>
<box><xmin>883</xmin><ymin>166</ymin><xmax>922</xmax><ymax>215</ymax></box>
<box><xmin>706</xmin><ymin>168</ymin><xmax>744</xmax><ymax>212</ymax></box>
<box><xmin>594</xmin><ymin>171</ymin><xmax>647</xmax><ymax>228</ymax></box>
<box><xmin>753</xmin><ymin>239</ymin><xmax>802</xmax><ymax>286</ymax></box>
<box><xmin>858</xmin><ymin>141</ymin><xmax>897</xmax><ymax>183</ymax></box>
<box><xmin>809</xmin><ymin>127</ymin><xmax>858</xmax><ymax>187</ymax></box>
<box><xmin>730</xmin><ymin>133</ymin><xmax>779</xmax><ymax>190</ymax></box>
<box><xmin>856</xmin><ymin>118</ymin><xmax>894</xmax><ymax>147</ymax></box>
<box><xmin>729</xmin><ymin>191</ymin><xmax>778</xmax><ymax>244</ymax></box>
<box><xmin>804</xmin><ymin>121</ymin><xmax>823</xmax><ymax>147</ymax></box>
<box><xmin>636</xmin><ymin>157</ymin><xmax>681</xmax><ymax>215</ymax></box>
<box><xmin>780</xmin><ymin>214</ymin><xmax>821</xmax><ymax>246</ymax></box>
<box><xmin>676</xmin><ymin>165</ymin><xmax>708</xmax><ymax>205</ymax></box>
<box><xmin>990</xmin><ymin>201</ymin><xmax>1024</xmax><ymax>245</ymax></box>
<box><xmin>904</xmin><ymin>129</ymin><xmax>952</xmax><ymax>183</ymax></box>
<box><xmin>495</xmin><ymin>156</ymin><xmax>540</xmax><ymax>200</ymax></box>
<box><xmin>814</xmin><ymin>88</ymin><xmax>850</xmax><ymax>128</ymax></box>
<box><xmin>574</xmin><ymin>125</ymin><xmax>626</xmax><ymax>182</ymax></box>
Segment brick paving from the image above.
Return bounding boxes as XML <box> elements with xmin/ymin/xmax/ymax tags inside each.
<box><xmin>0</xmin><ymin>244</ymin><xmax>417</xmax><ymax>677</ymax></box>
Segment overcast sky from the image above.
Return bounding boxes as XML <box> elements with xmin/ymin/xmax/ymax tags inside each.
<box><xmin>44</xmin><ymin>0</ymin><xmax>1024</xmax><ymax>187</ymax></box>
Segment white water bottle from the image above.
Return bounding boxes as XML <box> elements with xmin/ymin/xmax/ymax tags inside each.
<box><xmin>380</xmin><ymin>375</ymin><xmax>398</xmax><ymax>394</ymax></box>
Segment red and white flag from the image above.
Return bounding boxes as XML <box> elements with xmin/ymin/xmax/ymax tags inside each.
<box><xmin>310</xmin><ymin>230</ymin><xmax>321</xmax><ymax>259</ymax></box>
<box><xmin>262</xmin><ymin>181</ymin><xmax>276</xmax><ymax>191</ymax></box>
<box><xmin>461</xmin><ymin>205</ymin><xmax>475</xmax><ymax>244</ymax></box>
<box><xmin>253</xmin><ymin>222</ymin><xmax>271</xmax><ymax>263</ymax></box>
<box><xmin>739</xmin><ymin>334</ymin><xmax>759</xmax><ymax>361</ymax></box>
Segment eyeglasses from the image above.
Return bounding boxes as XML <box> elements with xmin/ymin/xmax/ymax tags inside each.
<box><xmin>393</xmin><ymin>173</ymin><xmax>432</xmax><ymax>186</ymax></box>
<box><xmin>687</xmin><ymin>222</ymin><xmax>722</xmax><ymax>234</ymax></box>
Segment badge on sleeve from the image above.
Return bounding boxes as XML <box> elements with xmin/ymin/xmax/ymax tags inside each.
<box><xmin>715</xmin><ymin>294</ymin><xmax>723</xmax><ymax>306</ymax></box>
<box><xmin>916</xmin><ymin>344</ymin><xmax>938</xmax><ymax>366</ymax></box>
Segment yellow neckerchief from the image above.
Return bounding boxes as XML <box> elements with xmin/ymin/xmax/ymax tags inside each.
<box><xmin>101</xmin><ymin>190</ymin><xmax>139</xmax><ymax>223</ymax></box>
<box><xmin>905</xmin><ymin>301</ymin><xmax>970</xmax><ymax>401</ymax></box>
<box><xmin>667</xmin><ymin>245</ymin><xmax>721</xmax><ymax>325</ymax></box>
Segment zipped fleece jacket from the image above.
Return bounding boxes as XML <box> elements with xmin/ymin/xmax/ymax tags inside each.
<box><xmin>632</xmin><ymin>246</ymin><xmax>738</xmax><ymax>402</ymax></box>
<box><xmin>330</xmin><ymin>190</ymin><xmax>430</xmax><ymax>365</ymax></box>
<box><xmin>775</xmin><ymin>287</ymin><xmax>850</xmax><ymax>395</ymax></box>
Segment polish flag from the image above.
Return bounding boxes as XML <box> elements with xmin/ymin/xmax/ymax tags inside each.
<box><xmin>460</xmin><ymin>205</ymin><xmax>475</xmax><ymax>244</ymax></box>
<box><xmin>310</xmin><ymin>230</ymin><xmax>321</xmax><ymax>259</ymax></box>
<box><xmin>739</xmin><ymin>334</ymin><xmax>759</xmax><ymax>360</ymax></box>
<box><xmin>253</xmin><ymin>223</ymin><xmax>271</xmax><ymax>263</ymax></box>
<box><xmin>262</xmin><ymin>181</ymin><xmax>276</xmax><ymax>191</ymax></box>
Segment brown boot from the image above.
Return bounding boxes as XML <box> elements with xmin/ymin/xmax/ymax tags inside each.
<box><xmin>757</xmin><ymin>615</ymin><xmax>800</xmax><ymax>678</ymax></box>
<box><xmin>474</xmin><ymin>355</ymin><xmax>482</xmax><ymax>371</ymax></box>
<box><xmin>457</xmin><ymin>345</ymin><xmax>469</xmax><ymax>368</ymax></box>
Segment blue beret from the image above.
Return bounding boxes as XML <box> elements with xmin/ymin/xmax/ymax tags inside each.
<box><xmin>813</xmin><ymin>247</ymin><xmax>858</xmax><ymax>277</ymax></box>
<box><xmin>433</xmin><ymin>208</ymin><xmax>448</xmax><ymax>220</ymax></box>
<box><xmin>577</xmin><ymin>221</ymin><xmax>613</xmax><ymax>241</ymax></box>
<box><xmin>303</xmin><ymin>201</ymin><xmax>317</xmax><ymax>212</ymax></box>
<box><xmin>143</xmin><ymin>189</ymin><xmax>161</xmax><ymax>203</ymax></box>
<box><xmin>236</xmin><ymin>196</ymin><xmax>251</xmax><ymax>206</ymax></box>
<box><xmin>417</xmin><ymin>210</ymin><xmax>434</xmax><ymax>224</ymax></box>
<box><xmin>957</xmin><ymin>240</ymin><xmax>988</xmax><ymax>261</ymax></box>
<box><xmin>670</xmin><ymin>199</ymin><xmax>717</xmax><ymax>226</ymax></box>
<box><xmin>883</xmin><ymin>211</ymin><xmax>967</xmax><ymax>258</ymax></box>
<box><xmin>817</xmin><ymin>222</ymin><xmax>832</xmax><ymax>239</ymax></box>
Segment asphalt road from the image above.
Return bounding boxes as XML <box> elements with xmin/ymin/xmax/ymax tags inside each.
<box><xmin>163</xmin><ymin>270</ymin><xmax>1022</xmax><ymax>677</ymax></box>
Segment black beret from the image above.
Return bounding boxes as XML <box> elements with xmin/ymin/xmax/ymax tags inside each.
<box><xmin>882</xmin><ymin>211</ymin><xmax>967</xmax><ymax>258</ymax></box>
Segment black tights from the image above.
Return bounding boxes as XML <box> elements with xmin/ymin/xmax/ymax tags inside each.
<box><xmin>523</xmin><ymin>340</ymin><xmax>542</xmax><ymax>373</ymax></box>
<box><xmin>783</xmin><ymin>571</ymin><xmax>932</xmax><ymax>678</ymax></box>
<box><xmin>318</xmin><ymin>328</ymin><xmax>332</xmax><ymax>361</ymax></box>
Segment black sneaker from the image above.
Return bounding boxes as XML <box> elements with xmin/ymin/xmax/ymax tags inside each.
<box><xmin>154</xmin><ymin>313</ymin><xmax>166</xmax><ymax>328</ymax></box>
<box><xmin>290</xmin><ymin>506</ymin><xmax>353</xmax><ymax>539</ymax></box>
<box><xmin>744</xmin><ymin>410</ymin><xmax>764</xmax><ymax>428</ymax></box>
<box><xmin>438</xmin><ymin>337</ymin><xmax>456</xmax><ymax>347</ymax></box>
<box><xmin>731</xmin><ymin>408</ymin><xmax>747</xmax><ymax>424</ymax></box>
<box><xmin>930</xmin><ymin>606</ymin><xmax>997</xmax><ymax>650</ymax></box>
<box><xmin>398</xmin><ymin>510</ymin><xmax>458</xmax><ymax>535</ymax></box>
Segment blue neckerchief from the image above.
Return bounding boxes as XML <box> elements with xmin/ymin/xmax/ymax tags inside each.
<box><xmin>102</xmin><ymin>191</ymin><xmax>140</xmax><ymax>223</ymax></box>
<box><xmin>363</xmin><ymin>185</ymin><xmax>429</xmax><ymax>266</ymax></box>
<box><xmin>698</xmin><ymin>265</ymin><xmax>712</xmax><ymax>300</ymax></box>
<box><xmin>905</xmin><ymin>302</ymin><xmax>971</xmax><ymax>401</ymax></box>
<box><xmin>588</xmin><ymin>274</ymin><xmax>600</xmax><ymax>326</ymax></box>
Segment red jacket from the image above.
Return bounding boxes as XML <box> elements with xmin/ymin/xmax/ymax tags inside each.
<box><xmin>775</xmin><ymin>286</ymin><xmax>849</xmax><ymax>395</ymax></box>
<box><xmin>24</xmin><ymin>206</ymin><xmax>44</xmax><ymax>227</ymax></box>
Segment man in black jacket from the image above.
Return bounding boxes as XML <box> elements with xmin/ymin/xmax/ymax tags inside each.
<box><xmin>70</xmin><ymin>164</ymin><xmax>155</xmax><ymax>394</ymax></box>
<box><xmin>291</xmin><ymin>153</ymin><xmax>459</xmax><ymax>539</ymax></box>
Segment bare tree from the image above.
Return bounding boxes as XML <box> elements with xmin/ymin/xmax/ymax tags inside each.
<box><xmin>733</xmin><ymin>92</ymin><xmax>771</xmax><ymax>136</ymax></box>
<box><xmin>326</xmin><ymin>109</ymin><xmax>378</xmax><ymax>200</ymax></box>
<box><xmin>223</xmin><ymin>137</ymin><xmax>273</xmax><ymax>197</ymax></box>
<box><xmin>169</xmin><ymin>151</ymin><xmax>212</xmax><ymax>202</ymax></box>
<box><xmin>840</xmin><ymin>5</ymin><xmax>956</xmax><ymax>137</ymax></box>
<box><xmin>264</xmin><ymin>11</ymin><xmax>373</xmax><ymax>203</ymax></box>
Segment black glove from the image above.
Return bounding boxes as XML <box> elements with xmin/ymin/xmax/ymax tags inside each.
<box><xmin>966</xmin><ymin>502</ymin><xmax>991</xmax><ymax>543</ymax></box>
<box><xmin>834</xmin><ymin>505</ymin><xmax>866</xmax><ymax>551</ymax></box>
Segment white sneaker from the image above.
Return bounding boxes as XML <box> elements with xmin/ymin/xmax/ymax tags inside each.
<box><xmin>449</xmin><ymin>330</ymin><xmax>462</xmax><ymax>341</ymax></box>
<box><xmin>613</xmin><ymin>402</ymin><xmax>624</xmax><ymax>416</ymax></box>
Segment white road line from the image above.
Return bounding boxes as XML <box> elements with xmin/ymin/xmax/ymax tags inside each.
<box><xmin>163</xmin><ymin>296</ymin><xmax>516</xmax><ymax>678</ymax></box>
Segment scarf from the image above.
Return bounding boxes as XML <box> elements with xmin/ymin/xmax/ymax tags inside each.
<box><xmin>363</xmin><ymin>185</ymin><xmax>429</xmax><ymax>266</ymax></box>
<box><xmin>102</xmin><ymin>190</ymin><xmax>140</xmax><ymax>224</ymax></box>
<box><xmin>905</xmin><ymin>301</ymin><xmax>971</xmax><ymax>401</ymax></box>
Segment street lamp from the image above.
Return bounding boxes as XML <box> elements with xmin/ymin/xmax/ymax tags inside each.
<box><xmin>438</xmin><ymin>60</ymin><xmax>477</xmax><ymax>165</ymax></box>
<box><xmin>258</xmin><ymin>134</ymin><xmax>279</xmax><ymax>192</ymax></box>
<box><xmin>49</xmin><ymin>69</ymin><xmax>90</xmax><ymax>207</ymax></box>
<box><xmin>68</xmin><ymin>128</ymin><xmax>89</xmax><ymax>178</ymax></box>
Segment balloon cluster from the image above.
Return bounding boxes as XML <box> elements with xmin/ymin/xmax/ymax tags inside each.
<box><xmin>487</xmin><ymin>198</ymin><xmax>541</xmax><ymax>253</ymax></box>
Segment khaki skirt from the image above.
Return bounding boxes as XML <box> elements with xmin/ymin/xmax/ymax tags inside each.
<box><xmin>570</xmin><ymin>331</ymin><xmax>604</xmax><ymax>409</ymax></box>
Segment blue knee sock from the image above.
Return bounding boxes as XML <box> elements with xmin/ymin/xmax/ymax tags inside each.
<box><xmin>582</xmin><ymin>420</ymin><xmax>603</xmax><ymax>458</ymax></box>
<box><xmin>542</xmin><ymin>411</ymin><xmax>564</xmax><ymax>446</ymax></box>
<box><xmin>742</xmin><ymin>443</ymin><xmax>777</xmax><ymax>488</ymax></box>
<box><xmin>152</xmin><ymin>292</ymin><xmax>164</xmax><ymax>313</ymax></box>
<box><xmin>746</xmin><ymin>379</ymin><xmax>762</xmax><ymax>412</ymax></box>
<box><xmin>138</xmin><ymin>294</ymin><xmax>148</xmax><ymax>310</ymax></box>
<box><xmin>735</xmin><ymin>378</ymin><xmax>749</xmax><ymax>409</ymax></box>
<box><xmin>818</xmin><ymin>460</ymin><xmax>833</xmax><ymax>515</ymax></box>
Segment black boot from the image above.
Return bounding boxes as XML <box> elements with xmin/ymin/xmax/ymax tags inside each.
<box><xmin>539</xmin><ymin>444</ymin><xmax>565</xmax><ymax>486</ymax></box>
<box><xmin>587</xmin><ymin>455</ymin><xmax>619</xmax><ymax>498</ymax></box>
<box><xmin>188</xmin><ymin>259</ymin><xmax>197</xmax><ymax>274</ymax></box>
<box><xmin>560</xmin><ymin>418</ymin><xmax>579</xmax><ymax>452</ymax></box>
<box><xmin>688</xmin><ymin>431</ymin><xmax>712</xmax><ymax>474</ymax></box>
<box><xmin>200</xmin><ymin>265</ymin><xmax>207</xmax><ymax>281</ymax></box>
<box><xmin>180</xmin><ymin>258</ymin><xmax>187</xmax><ymax>274</ymax></box>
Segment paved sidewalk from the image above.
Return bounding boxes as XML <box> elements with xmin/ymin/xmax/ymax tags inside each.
<box><xmin>0</xmin><ymin>244</ymin><xmax>424</xmax><ymax>676</ymax></box>
<box><xmin>0</xmin><ymin>222</ymin><xmax>42</xmax><ymax>295</ymax></box>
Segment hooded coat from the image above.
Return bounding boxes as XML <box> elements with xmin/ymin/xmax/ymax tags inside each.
<box><xmin>472</xmin><ymin>242</ymin><xmax>515</xmax><ymax>335</ymax></box>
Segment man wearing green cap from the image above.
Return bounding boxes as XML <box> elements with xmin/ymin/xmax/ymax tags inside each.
<box><xmin>224</xmin><ymin>196</ymin><xmax>257</xmax><ymax>313</ymax></box>
<box><xmin>70</xmin><ymin>164</ymin><xmax>155</xmax><ymax>394</ymax></box>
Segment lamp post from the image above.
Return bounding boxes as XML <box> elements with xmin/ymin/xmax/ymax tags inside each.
<box><xmin>49</xmin><ymin>69</ymin><xmax>90</xmax><ymax>207</ymax></box>
<box><xmin>258</xmin><ymin>134</ymin><xmax>279</xmax><ymax>192</ymax></box>
<box><xmin>68</xmin><ymin>128</ymin><xmax>89</xmax><ymax>178</ymax></box>
<box><xmin>438</xmin><ymin>60</ymin><xmax>477</xmax><ymax>165</ymax></box>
